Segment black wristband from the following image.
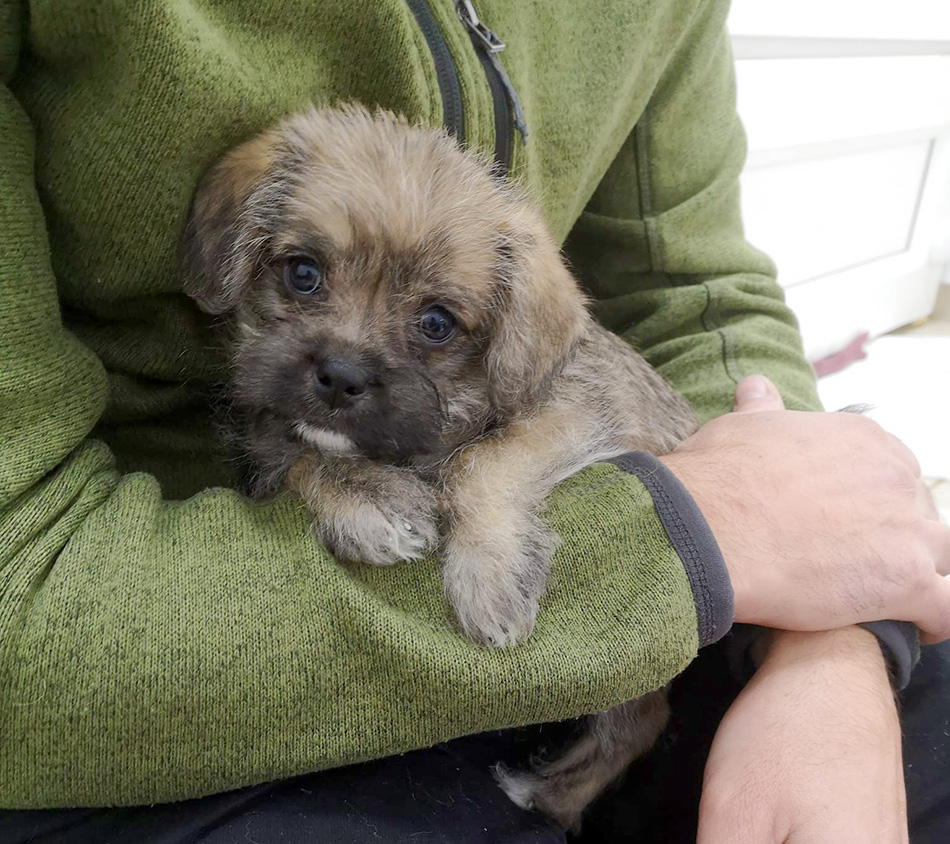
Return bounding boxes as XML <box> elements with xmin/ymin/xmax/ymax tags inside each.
<box><xmin>606</xmin><ymin>451</ymin><xmax>734</xmax><ymax>646</ymax></box>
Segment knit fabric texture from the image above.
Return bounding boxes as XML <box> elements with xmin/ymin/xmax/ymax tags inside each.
<box><xmin>608</xmin><ymin>451</ymin><xmax>734</xmax><ymax>647</ymax></box>
<box><xmin>0</xmin><ymin>0</ymin><xmax>821</xmax><ymax>807</ymax></box>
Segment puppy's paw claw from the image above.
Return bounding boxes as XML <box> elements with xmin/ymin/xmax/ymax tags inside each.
<box><xmin>325</xmin><ymin>505</ymin><xmax>437</xmax><ymax>566</ymax></box>
<box><xmin>493</xmin><ymin>763</ymin><xmax>537</xmax><ymax>811</ymax></box>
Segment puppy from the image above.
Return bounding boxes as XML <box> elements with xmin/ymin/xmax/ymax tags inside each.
<box><xmin>181</xmin><ymin>105</ymin><xmax>698</xmax><ymax>829</ymax></box>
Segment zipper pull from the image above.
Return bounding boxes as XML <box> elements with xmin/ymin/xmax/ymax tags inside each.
<box><xmin>455</xmin><ymin>0</ymin><xmax>529</xmax><ymax>146</ymax></box>
<box><xmin>456</xmin><ymin>0</ymin><xmax>505</xmax><ymax>53</ymax></box>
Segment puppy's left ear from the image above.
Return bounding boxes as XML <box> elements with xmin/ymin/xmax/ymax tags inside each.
<box><xmin>486</xmin><ymin>228</ymin><xmax>589</xmax><ymax>415</ymax></box>
<box><xmin>179</xmin><ymin>129</ymin><xmax>282</xmax><ymax>314</ymax></box>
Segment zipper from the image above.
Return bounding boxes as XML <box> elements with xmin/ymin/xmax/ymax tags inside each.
<box><xmin>455</xmin><ymin>0</ymin><xmax>528</xmax><ymax>173</ymax></box>
<box><xmin>404</xmin><ymin>0</ymin><xmax>528</xmax><ymax>173</ymax></box>
<box><xmin>404</xmin><ymin>0</ymin><xmax>464</xmax><ymax>138</ymax></box>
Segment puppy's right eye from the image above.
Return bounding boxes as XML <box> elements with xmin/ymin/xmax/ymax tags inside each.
<box><xmin>283</xmin><ymin>256</ymin><xmax>324</xmax><ymax>295</ymax></box>
<box><xmin>419</xmin><ymin>306</ymin><xmax>457</xmax><ymax>344</ymax></box>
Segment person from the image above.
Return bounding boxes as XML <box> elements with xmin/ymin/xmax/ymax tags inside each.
<box><xmin>0</xmin><ymin>0</ymin><xmax>947</xmax><ymax>842</ymax></box>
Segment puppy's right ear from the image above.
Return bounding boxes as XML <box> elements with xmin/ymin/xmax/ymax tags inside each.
<box><xmin>179</xmin><ymin>130</ymin><xmax>282</xmax><ymax>314</ymax></box>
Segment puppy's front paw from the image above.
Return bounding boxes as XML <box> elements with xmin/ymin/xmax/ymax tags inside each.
<box><xmin>442</xmin><ymin>516</ymin><xmax>555</xmax><ymax>647</ymax></box>
<box><xmin>449</xmin><ymin>574</ymin><xmax>539</xmax><ymax>648</ymax></box>
<box><xmin>294</xmin><ymin>461</ymin><xmax>438</xmax><ymax>566</ymax></box>
<box><xmin>320</xmin><ymin>490</ymin><xmax>437</xmax><ymax>566</ymax></box>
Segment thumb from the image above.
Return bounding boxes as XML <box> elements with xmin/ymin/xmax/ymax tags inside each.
<box><xmin>733</xmin><ymin>375</ymin><xmax>786</xmax><ymax>413</ymax></box>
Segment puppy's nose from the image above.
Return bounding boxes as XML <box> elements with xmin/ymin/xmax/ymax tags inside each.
<box><xmin>313</xmin><ymin>357</ymin><xmax>372</xmax><ymax>409</ymax></box>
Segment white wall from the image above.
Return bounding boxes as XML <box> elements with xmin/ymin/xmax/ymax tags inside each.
<box><xmin>729</xmin><ymin>1</ymin><xmax>950</xmax><ymax>358</ymax></box>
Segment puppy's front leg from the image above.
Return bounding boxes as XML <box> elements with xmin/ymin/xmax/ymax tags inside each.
<box><xmin>288</xmin><ymin>455</ymin><xmax>438</xmax><ymax>566</ymax></box>
<box><xmin>441</xmin><ymin>402</ymin><xmax>622</xmax><ymax>647</ymax></box>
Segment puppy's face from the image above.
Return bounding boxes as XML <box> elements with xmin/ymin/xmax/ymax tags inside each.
<box><xmin>181</xmin><ymin>106</ymin><xmax>588</xmax><ymax>465</ymax></box>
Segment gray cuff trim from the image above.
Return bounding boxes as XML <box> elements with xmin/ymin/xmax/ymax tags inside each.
<box><xmin>606</xmin><ymin>451</ymin><xmax>734</xmax><ymax>646</ymax></box>
<box><xmin>859</xmin><ymin>620</ymin><xmax>920</xmax><ymax>691</ymax></box>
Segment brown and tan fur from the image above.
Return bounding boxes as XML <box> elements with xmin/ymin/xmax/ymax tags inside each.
<box><xmin>181</xmin><ymin>105</ymin><xmax>698</xmax><ymax>830</ymax></box>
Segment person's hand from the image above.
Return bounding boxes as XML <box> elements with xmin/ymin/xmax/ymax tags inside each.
<box><xmin>697</xmin><ymin>626</ymin><xmax>908</xmax><ymax>844</ymax></box>
<box><xmin>659</xmin><ymin>375</ymin><xmax>950</xmax><ymax>641</ymax></box>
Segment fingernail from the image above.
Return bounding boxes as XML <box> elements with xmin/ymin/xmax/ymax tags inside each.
<box><xmin>735</xmin><ymin>375</ymin><xmax>768</xmax><ymax>403</ymax></box>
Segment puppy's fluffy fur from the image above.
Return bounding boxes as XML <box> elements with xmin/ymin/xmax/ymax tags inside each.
<box><xmin>181</xmin><ymin>105</ymin><xmax>698</xmax><ymax>829</ymax></box>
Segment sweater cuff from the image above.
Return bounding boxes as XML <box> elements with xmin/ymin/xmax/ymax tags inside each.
<box><xmin>606</xmin><ymin>451</ymin><xmax>734</xmax><ymax>646</ymax></box>
<box><xmin>859</xmin><ymin>620</ymin><xmax>920</xmax><ymax>690</ymax></box>
<box><xmin>725</xmin><ymin>622</ymin><xmax>920</xmax><ymax>690</ymax></box>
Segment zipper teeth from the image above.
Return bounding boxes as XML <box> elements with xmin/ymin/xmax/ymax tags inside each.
<box><xmin>473</xmin><ymin>49</ymin><xmax>512</xmax><ymax>171</ymax></box>
<box><xmin>455</xmin><ymin>1</ymin><xmax>528</xmax><ymax>174</ymax></box>
<box><xmin>404</xmin><ymin>0</ymin><xmax>464</xmax><ymax>138</ymax></box>
<box><xmin>404</xmin><ymin>0</ymin><xmax>528</xmax><ymax>174</ymax></box>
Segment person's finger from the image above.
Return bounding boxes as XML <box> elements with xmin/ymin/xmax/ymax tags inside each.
<box><xmin>733</xmin><ymin>374</ymin><xmax>786</xmax><ymax>414</ymax></box>
<box><xmin>917</xmin><ymin>481</ymin><xmax>941</xmax><ymax>522</ymax></box>
<box><xmin>922</xmin><ymin>520</ymin><xmax>950</xmax><ymax>575</ymax></box>
<box><xmin>912</xmin><ymin>573</ymin><xmax>950</xmax><ymax>643</ymax></box>
<box><xmin>885</xmin><ymin>432</ymin><xmax>923</xmax><ymax>477</ymax></box>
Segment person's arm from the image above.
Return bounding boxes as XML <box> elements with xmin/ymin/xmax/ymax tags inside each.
<box><xmin>564</xmin><ymin>0</ymin><xmax>943</xmax><ymax>653</ymax></box>
<box><xmin>698</xmin><ymin>627</ymin><xmax>908</xmax><ymax>844</ymax></box>
<box><xmin>559</xmin><ymin>3</ymin><xmax>919</xmax><ymax>839</ymax></box>
<box><xmin>690</xmin><ymin>384</ymin><xmax>909</xmax><ymax>843</ymax></box>
<box><xmin>0</xmin><ymin>7</ymin><xmax>708</xmax><ymax>809</ymax></box>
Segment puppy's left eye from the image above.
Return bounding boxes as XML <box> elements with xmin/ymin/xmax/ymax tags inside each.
<box><xmin>284</xmin><ymin>256</ymin><xmax>324</xmax><ymax>295</ymax></box>
<box><xmin>418</xmin><ymin>306</ymin><xmax>457</xmax><ymax>344</ymax></box>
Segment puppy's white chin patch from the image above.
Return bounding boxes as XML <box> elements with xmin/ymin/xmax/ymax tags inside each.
<box><xmin>295</xmin><ymin>422</ymin><xmax>359</xmax><ymax>456</ymax></box>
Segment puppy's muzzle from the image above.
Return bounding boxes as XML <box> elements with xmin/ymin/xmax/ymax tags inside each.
<box><xmin>312</xmin><ymin>354</ymin><xmax>380</xmax><ymax>410</ymax></box>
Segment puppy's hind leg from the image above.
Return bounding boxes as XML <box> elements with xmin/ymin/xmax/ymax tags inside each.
<box><xmin>495</xmin><ymin>690</ymin><xmax>670</xmax><ymax>831</ymax></box>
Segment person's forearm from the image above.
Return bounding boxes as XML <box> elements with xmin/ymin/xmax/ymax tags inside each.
<box><xmin>1</xmin><ymin>442</ymin><xmax>707</xmax><ymax>808</ymax></box>
<box><xmin>698</xmin><ymin>623</ymin><xmax>908</xmax><ymax>844</ymax></box>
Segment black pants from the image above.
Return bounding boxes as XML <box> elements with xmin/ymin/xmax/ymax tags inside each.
<box><xmin>4</xmin><ymin>640</ymin><xmax>949</xmax><ymax>844</ymax></box>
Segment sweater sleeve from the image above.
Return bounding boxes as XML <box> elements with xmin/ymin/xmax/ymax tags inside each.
<box><xmin>0</xmin><ymin>7</ymin><xmax>705</xmax><ymax>808</ymax></box>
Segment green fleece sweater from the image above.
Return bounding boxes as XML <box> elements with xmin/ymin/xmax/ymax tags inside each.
<box><xmin>0</xmin><ymin>0</ymin><xmax>820</xmax><ymax>807</ymax></box>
